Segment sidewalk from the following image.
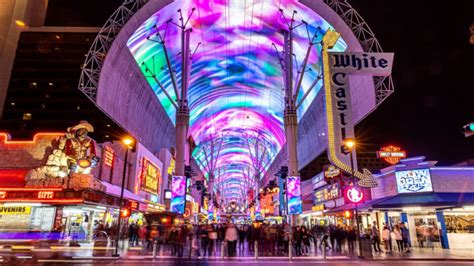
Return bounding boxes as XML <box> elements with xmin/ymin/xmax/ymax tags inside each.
<box><xmin>367</xmin><ymin>248</ymin><xmax>474</xmax><ymax>261</ymax></box>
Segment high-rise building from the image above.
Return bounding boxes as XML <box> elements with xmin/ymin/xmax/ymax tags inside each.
<box><xmin>0</xmin><ymin>0</ymin><xmax>124</xmax><ymax>141</ymax></box>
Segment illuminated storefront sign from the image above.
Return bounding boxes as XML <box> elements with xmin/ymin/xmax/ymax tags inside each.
<box><xmin>103</xmin><ymin>146</ymin><xmax>115</xmax><ymax>167</ymax></box>
<box><xmin>140</xmin><ymin>158</ymin><xmax>161</xmax><ymax>195</ymax></box>
<box><xmin>322</xmin><ymin>30</ymin><xmax>394</xmax><ymax>187</ymax></box>
<box><xmin>344</xmin><ymin>186</ymin><xmax>364</xmax><ymax>203</ymax></box>
<box><xmin>325</xmin><ymin>184</ymin><xmax>340</xmax><ymax>200</ymax></box>
<box><xmin>37</xmin><ymin>191</ymin><xmax>54</xmax><ymax>199</ymax></box>
<box><xmin>377</xmin><ymin>145</ymin><xmax>406</xmax><ymax>165</ymax></box>
<box><xmin>287</xmin><ymin>176</ymin><xmax>302</xmax><ymax>214</ymax></box>
<box><xmin>324</xmin><ymin>165</ymin><xmax>341</xmax><ymax>179</ymax></box>
<box><xmin>395</xmin><ymin>168</ymin><xmax>433</xmax><ymax>193</ymax></box>
<box><xmin>150</xmin><ymin>194</ymin><xmax>158</xmax><ymax>203</ymax></box>
<box><xmin>312</xmin><ymin>204</ymin><xmax>325</xmax><ymax>212</ymax></box>
<box><xmin>0</xmin><ymin>206</ymin><xmax>31</xmax><ymax>214</ymax></box>
<box><xmin>170</xmin><ymin>176</ymin><xmax>187</xmax><ymax>214</ymax></box>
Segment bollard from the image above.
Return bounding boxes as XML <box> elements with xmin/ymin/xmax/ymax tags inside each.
<box><xmin>254</xmin><ymin>241</ymin><xmax>258</xmax><ymax>260</ymax></box>
<box><xmin>288</xmin><ymin>240</ymin><xmax>292</xmax><ymax>260</ymax></box>
<box><xmin>152</xmin><ymin>240</ymin><xmax>157</xmax><ymax>260</ymax></box>
<box><xmin>221</xmin><ymin>241</ymin><xmax>225</xmax><ymax>259</ymax></box>
<box><xmin>322</xmin><ymin>241</ymin><xmax>326</xmax><ymax>260</ymax></box>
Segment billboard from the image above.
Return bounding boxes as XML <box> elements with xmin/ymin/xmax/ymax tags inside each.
<box><xmin>395</xmin><ymin>169</ymin><xmax>433</xmax><ymax>193</ymax></box>
<box><xmin>286</xmin><ymin>176</ymin><xmax>302</xmax><ymax>214</ymax></box>
<box><xmin>140</xmin><ymin>158</ymin><xmax>161</xmax><ymax>195</ymax></box>
<box><xmin>170</xmin><ymin>176</ymin><xmax>187</xmax><ymax>214</ymax></box>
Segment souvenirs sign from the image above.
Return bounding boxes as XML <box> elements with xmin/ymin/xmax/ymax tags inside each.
<box><xmin>322</xmin><ymin>30</ymin><xmax>394</xmax><ymax>188</ymax></box>
<box><xmin>377</xmin><ymin>145</ymin><xmax>406</xmax><ymax>165</ymax></box>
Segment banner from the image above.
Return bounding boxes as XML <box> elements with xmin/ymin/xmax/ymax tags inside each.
<box><xmin>170</xmin><ymin>175</ymin><xmax>187</xmax><ymax>214</ymax></box>
<box><xmin>286</xmin><ymin>176</ymin><xmax>302</xmax><ymax>214</ymax></box>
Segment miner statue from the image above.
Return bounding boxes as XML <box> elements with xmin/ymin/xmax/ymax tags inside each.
<box><xmin>64</xmin><ymin>120</ymin><xmax>100</xmax><ymax>174</ymax></box>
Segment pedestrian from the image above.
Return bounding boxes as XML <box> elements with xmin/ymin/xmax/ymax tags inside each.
<box><xmin>400</xmin><ymin>222</ymin><xmax>410</xmax><ymax>253</ymax></box>
<box><xmin>301</xmin><ymin>226</ymin><xmax>311</xmax><ymax>255</ymax></box>
<box><xmin>293</xmin><ymin>226</ymin><xmax>302</xmax><ymax>256</ymax></box>
<box><xmin>169</xmin><ymin>226</ymin><xmax>178</xmax><ymax>256</ymax></box>
<box><xmin>347</xmin><ymin>226</ymin><xmax>356</xmax><ymax>254</ymax></box>
<box><xmin>329</xmin><ymin>225</ymin><xmax>335</xmax><ymax>250</ymax></box>
<box><xmin>200</xmin><ymin>225</ymin><xmax>209</xmax><ymax>256</ymax></box>
<box><xmin>238</xmin><ymin>224</ymin><xmax>247</xmax><ymax>255</ymax></box>
<box><xmin>225</xmin><ymin>223</ymin><xmax>238</xmax><ymax>257</ymax></box>
<box><xmin>381</xmin><ymin>225</ymin><xmax>392</xmax><ymax>254</ymax></box>
<box><xmin>392</xmin><ymin>224</ymin><xmax>403</xmax><ymax>253</ymax></box>
<box><xmin>208</xmin><ymin>225</ymin><xmax>218</xmax><ymax>256</ymax></box>
<box><xmin>371</xmin><ymin>226</ymin><xmax>382</xmax><ymax>253</ymax></box>
<box><xmin>138</xmin><ymin>225</ymin><xmax>147</xmax><ymax>247</ymax></box>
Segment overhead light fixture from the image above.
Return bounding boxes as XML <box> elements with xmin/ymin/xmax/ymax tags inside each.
<box><xmin>15</xmin><ymin>20</ymin><xmax>26</xmax><ymax>27</ymax></box>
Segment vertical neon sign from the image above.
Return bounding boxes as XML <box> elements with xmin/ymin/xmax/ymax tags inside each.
<box><xmin>287</xmin><ymin>176</ymin><xmax>302</xmax><ymax>214</ymax></box>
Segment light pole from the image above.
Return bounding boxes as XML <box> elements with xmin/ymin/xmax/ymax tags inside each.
<box><xmin>344</xmin><ymin>138</ymin><xmax>363</xmax><ymax>258</ymax></box>
<box><xmin>113</xmin><ymin>137</ymin><xmax>134</xmax><ymax>257</ymax></box>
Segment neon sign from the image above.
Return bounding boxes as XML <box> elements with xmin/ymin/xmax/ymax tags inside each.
<box><xmin>37</xmin><ymin>191</ymin><xmax>54</xmax><ymax>199</ymax></box>
<box><xmin>0</xmin><ymin>191</ymin><xmax>6</xmax><ymax>199</ymax></box>
<box><xmin>103</xmin><ymin>146</ymin><xmax>115</xmax><ymax>167</ymax></box>
<box><xmin>344</xmin><ymin>186</ymin><xmax>364</xmax><ymax>203</ymax></box>
<box><xmin>322</xmin><ymin>30</ymin><xmax>394</xmax><ymax>188</ymax></box>
<box><xmin>377</xmin><ymin>145</ymin><xmax>406</xmax><ymax>165</ymax></box>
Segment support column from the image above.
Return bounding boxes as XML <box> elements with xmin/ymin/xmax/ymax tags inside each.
<box><xmin>435</xmin><ymin>211</ymin><xmax>450</xmax><ymax>249</ymax></box>
<box><xmin>284</xmin><ymin>111</ymin><xmax>299</xmax><ymax>176</ymax></box>
<box><xmin>175</xmin><ymin>108</ymin><xmax>189</xmax><ymax>176</ymax></box>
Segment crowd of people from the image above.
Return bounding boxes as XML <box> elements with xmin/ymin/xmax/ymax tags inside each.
<box><xmin>93</xmin><ymin>220</ymin><xmax>416</xmax><ymax>257</ymax></box>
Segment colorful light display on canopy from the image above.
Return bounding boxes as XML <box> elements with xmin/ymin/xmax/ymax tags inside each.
<box><xmin>127</xmin><ymin>0</ymin><xmax>347</xmax><ymax>201</ymax></box>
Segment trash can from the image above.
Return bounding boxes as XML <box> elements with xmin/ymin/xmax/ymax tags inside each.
<box><xmin>360</xmin><ymin>238</ymin><xmax>373</xmax><ymax>258</ymax></box>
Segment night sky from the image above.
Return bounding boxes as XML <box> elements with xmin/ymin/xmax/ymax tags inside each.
<box><xmin>351</xmin><ymin>1</ymin><xmax>474</xmax><ymax>165</ymax></box>
<box><xmin>46</xmin><ymin>0</ymin><xmax>474</xmax><ymax>165</ymax></box>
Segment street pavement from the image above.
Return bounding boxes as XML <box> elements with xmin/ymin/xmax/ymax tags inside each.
<box><xmin>0</xmin><ymin>241</ymin><xmax>473</xmax><ymax>265</ymax></box>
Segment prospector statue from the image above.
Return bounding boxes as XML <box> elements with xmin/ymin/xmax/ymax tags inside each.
<box><xmin>64</xmin><ymin>121</ymin><xmax>100</xmax><ymax>174</ymax></box>
<box><xmin>25</xmin><ymin>121</ymin><xmax>105</xmax><ymax>191</ymax></box>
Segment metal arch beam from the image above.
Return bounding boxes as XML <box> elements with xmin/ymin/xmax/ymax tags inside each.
<box><xmin>78</xmin><ymin>0</ymin><xmax>147</xmax><ymax>102</ymax></box>
<box><xmin>322</xmin><ymin>0</ymin><xmax>395</xmax><ymax>105</ymax></box>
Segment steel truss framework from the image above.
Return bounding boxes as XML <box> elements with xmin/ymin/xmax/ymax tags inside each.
<box><xmin>78</xmin><ymin>0</ymin><xmax>394</xmax><ymax>112</ymax></box>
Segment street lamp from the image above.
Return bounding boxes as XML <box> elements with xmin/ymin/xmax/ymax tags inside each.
<box><xmin>344</xmin><ymin>138</ymin><xmax>363</xmax><ymax>258</ymax></box>
<box><xmin>113</xmin><ymin>136</ymin><xmax>135</xmax><ymax>257</ymax></box>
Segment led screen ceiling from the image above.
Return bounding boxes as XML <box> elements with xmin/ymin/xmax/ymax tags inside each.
<box><xmin>127</xmin><ymin>0</ymin><xmax>347</xmax><ymax>201</ymax></box>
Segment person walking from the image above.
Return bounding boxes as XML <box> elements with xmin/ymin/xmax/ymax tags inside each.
<box><xmin>381</xmin><ymin>225</ymin><xmax>392</xmax><ymax>254</ymax></box>
<box><xmin>293</xmin><ymin>226</ymin><xmax>302</xmax><ymax>256</ymax></box>
<box><xmin>347</xmin><ymin>226</ymin><xmax>356</xmax><ymax>254</ymax></box>
<box><xmin>225</xmin><ymin>223</ymin><xmax>238</xmax><ymax>257</ymax></box>
<box><xmin>371</xmin><ymin>227</ymin><xmax>382</xmax><ymax>253</ymax></box>
<box><xmin>238</xmin><ymin>224</ymin><xmax>247</xmax><ymax>255</ymax></box>
<box><xmin>199</xmin><ymin>225</ymin><xmax>209</xmax><ymax>257</ymax></box>
<box><xmin>400</xmin><ymin>222</ymin><xmax>410</xmax><ymax>253</ymax></box>
<box><xmin>392</xmin><ymin>224</ymin><xmax>403</xmax><ymax>253</ymax></box>
<box><xmin>208</xmin><ymin>225</ymin><xmax>218</xmax><ymax>256</ymax></box>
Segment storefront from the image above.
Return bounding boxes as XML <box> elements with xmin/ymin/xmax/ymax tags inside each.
<box><xmin>368</xmin><ymin>157</ymin><xmax>474</xmax><ymax>250</ymax></box>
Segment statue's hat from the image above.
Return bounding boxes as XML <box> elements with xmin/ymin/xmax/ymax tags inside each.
<box><xmin>71</xmin><ymin>120</ymin><xmax>94</xmax><ymax>132</ymax></box>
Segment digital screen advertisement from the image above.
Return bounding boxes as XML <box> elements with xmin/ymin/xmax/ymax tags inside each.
<box><xmin>287</xmin><ymin>176</ymin><xmax>302</xmax><ymax>214</ymax></box>
<box><xmin>140</xmin><ymin>158</ymin><xmax>161</xmax><ymax>195</ymax></box>
<box><xmin>170</xmin><ymin>175</ymin><xmax>187</xmax><ymax>214</ymax></box>
<box><xmin>395</xmin><ymin>168</ymin><xmax>433</xmax><ymax>193</ymax></box>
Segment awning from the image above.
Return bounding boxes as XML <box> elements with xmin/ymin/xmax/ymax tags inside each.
<box><xmin>324</xmin><ymin>197</ymin><xmax>392</xmax><ymax>214</ymax></box>
<box><xmin>101</xmin><ymin>181</ymin><xmax>146</xmax><ymax>204</ymax></box>
<box><xmin>371</xmin><ymin>192</ymin><xmax>474</xmax><ymax>209</ymax></box>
